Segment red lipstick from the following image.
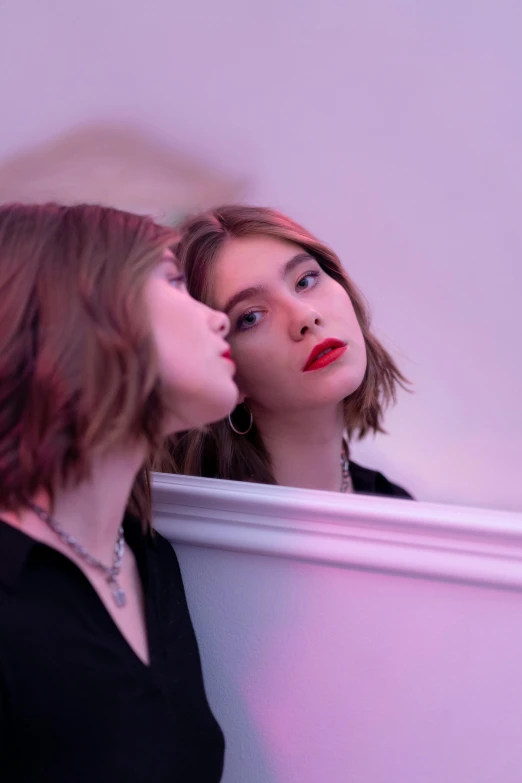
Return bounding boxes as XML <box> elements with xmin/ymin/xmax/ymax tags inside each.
<box><xmin>303</xmin><ymin>338</ymin><xmax>347</xmax><ymax>372</ymax></box>
<box><xmin>222</xmin><ymin>348</ymin><xmax>235</xmax><ymax>365</ymax></box>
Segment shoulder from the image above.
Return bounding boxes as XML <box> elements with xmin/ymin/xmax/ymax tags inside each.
<box><xmin>150</xmin><ymin>529</ymin><xmax>183</xmax><ymax>570</ymax></box>
<box><xmin>147</xmin><ymin>529</ymin><xmax>192</xmax><ymax>606</ymax></box>
<box><xmin>125</xmin><ymin>513</ymin><xmax>181</xmax><ymax>569</ymax></box>
<box><xmin>349</xmin><ymin>461</ymin><xmax>414</xmax><ymax>500</ymax></box>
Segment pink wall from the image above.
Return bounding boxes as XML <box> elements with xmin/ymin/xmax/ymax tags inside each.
<box><xmin>154</xmin><ymin>474</ymin><xmax>522</xmax><ymax>783</ymax></box>
<box><xmin>173</xmin><ymin>540</ymin><xmax>522</xmax><ymax>783</ymax></box>
<box><xmin>1</xmin><ymin>0</ymin><xmax>520</xmax><ymax>510</ymax></box>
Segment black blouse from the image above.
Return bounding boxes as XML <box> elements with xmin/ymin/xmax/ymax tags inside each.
<box><xmin>349</xmin><ymin>461</ymin><xmax>413</xmax><ymax>499</ymax></box>
<box><xmin>0</xmin><ymin>515</ymin><xmax>224</xmax><ymax>782</ymax></box>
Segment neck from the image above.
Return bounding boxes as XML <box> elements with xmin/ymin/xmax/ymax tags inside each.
<box><xmin>18</xmin><ymin>443</ymin><xmax>146</xmax><ymax>563</ymax></box>
<box><xmin>252</xmin><ymin>402</ymin><xmax>346</xmax><ymax>492</ymax></box>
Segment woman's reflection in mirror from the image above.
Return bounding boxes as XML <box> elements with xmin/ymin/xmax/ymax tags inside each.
<box><xmin>162</xmin><ymin>206</ymin><xmax>413</xmax><ymax>500</ymax></box>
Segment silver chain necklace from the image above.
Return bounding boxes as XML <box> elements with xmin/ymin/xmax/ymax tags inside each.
<box><xmin>29</xmin><ymin>503</ymin><xmax>127</xmax><ymax>608</ymax></box>
<box><xmin>340</xmin><ymin>448</ymin><xmax>353</xmax><ymax>493</ymax></box>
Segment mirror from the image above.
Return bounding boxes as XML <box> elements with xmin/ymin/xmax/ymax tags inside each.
<box><xmin>1</xmin><ymin>0</ymin><xmax>520</xmax><ymax>513</ymax></box>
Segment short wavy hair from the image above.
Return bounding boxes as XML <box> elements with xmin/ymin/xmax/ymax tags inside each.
<box><xmin>0</xmin><ymin>202</ymin><xmax>178</xmax><ymax>521</ymax></box>
<box><xmin>164</xmin><ymin>204</ymin><xmax>409</xmax><ymax>484</ymax></box>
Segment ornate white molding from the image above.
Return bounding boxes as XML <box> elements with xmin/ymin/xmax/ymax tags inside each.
<box><xmin>152</xmin><ymin>473</ymin><xmax>522</xmax><ymax>591</ymax></box>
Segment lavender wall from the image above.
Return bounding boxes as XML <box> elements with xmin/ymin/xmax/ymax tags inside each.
<box><xmin>1</xmin><ymin>0</ymin><xmax>520</xmax><ymax>510</ymax></box>
<box><xmin>153</xmin><ymin>474</ymin><xmax>522</xmax><ymax>783</ymax></box>
<box><xmin>176</xmin><ymin>543</ymin><xmax>522</xmax><ymax>783</ymax></box>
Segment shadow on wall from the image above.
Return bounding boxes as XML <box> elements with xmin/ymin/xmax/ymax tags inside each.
<box><xmin>0</xmin><ymin>123</ymin><xmax>247</xmax><ymax>223</ymax></box>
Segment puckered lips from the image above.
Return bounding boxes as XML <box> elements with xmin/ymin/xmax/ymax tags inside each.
<box><xmin>222</xmin><ymin>348</ymin><xmax>235</xmax><ymax>368</ymax></box>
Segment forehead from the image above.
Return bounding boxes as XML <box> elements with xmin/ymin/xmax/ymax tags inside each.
<box><xmin>212</xmin><ymin>235</ymin><xmax>303</xmax><ymax>307</ymax></box>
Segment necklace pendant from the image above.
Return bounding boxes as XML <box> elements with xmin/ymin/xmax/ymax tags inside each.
<box><xmin>110</xmin><ymin>581</ymin><xmax>127</xmax><ymax>608</ymax></box>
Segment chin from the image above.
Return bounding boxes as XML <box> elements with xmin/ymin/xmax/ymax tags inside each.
<box><xmin>337</xmin><ymin>363</ymin><xmax>366</xmax><ymax>398</ymax></box>
<box><xmin>162</xmin><ymin>380</ymin><xmax>239</xmax><ymax>434</ymax></box>
<box><xmin>193</xmin><ymin>385</ymin><xmax>240</xmax><ymax>429</ymax></box>
<box><xmin>211</xmin><ymin>387</ymin><xmax>240</xmax><ymax>424</ymax></box>
<box><xmin>311</xmin><ymin>368</ymin><xmax>364</xmax><ymax>404</ymax></box>
<box><xmin>344</xmin><ymin>378</ymin><xmax>365</xmax><ymax>400</ymax></box>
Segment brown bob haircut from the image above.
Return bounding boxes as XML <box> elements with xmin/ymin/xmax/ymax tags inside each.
<box><xmin>0</xmin><ymin>202</ymin><xmax>178</xmax><ymax>524</ymax></box>
<box><xmin>164</xmin><ymin>204</ymin><xmax>409</xmax><ymax>484</ymax></box>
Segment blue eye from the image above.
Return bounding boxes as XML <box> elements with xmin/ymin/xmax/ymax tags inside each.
<box><xmin>296</xmin><ymin>270</ymin><xmax>320</xmax><ymax>291</ymax></box>
<box><xmin>236</xmin><ymin>309</ymin><xmax>264</xmax><ymax>331</ymax></box>
<box><xmin>168</xmin><ymin>274</ymin><xmax>186</xmax><ymax>290</ymax></box>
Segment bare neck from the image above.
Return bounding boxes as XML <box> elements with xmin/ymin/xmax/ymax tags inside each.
<box><xmin>253</xmin><ymin>403</ymin><xmax>346</xmax><ymax>492</ymax></box>
<box><xmin>3</xmin><ymin>444</ymin><xmax>146</xmax><ymax>564</ymax></box>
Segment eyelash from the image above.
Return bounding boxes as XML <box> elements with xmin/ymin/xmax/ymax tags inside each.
<box><xmin>235</xmin><ymin>270</ymin><xmax>321</xmax><ymax>332</ymax></box>
<box><xmin>296</xmin><ymin>270</ymin><xmax>320</xmax><ymax>290</ymax></box>
<box><xmin>236</xmin><ymin>308</ymin><xmax>263</xmax><ymax>332</ymax></box>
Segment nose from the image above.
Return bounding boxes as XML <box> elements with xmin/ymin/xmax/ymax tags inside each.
<box><xmin>288</xmin><ymin>300</ymin><xmax>323</xmax><ymax>341</ymax></box>
<box><xmin>206</xmin><ymin>303</ymin><xmax>230</xmax><ymax>339</ymax></box>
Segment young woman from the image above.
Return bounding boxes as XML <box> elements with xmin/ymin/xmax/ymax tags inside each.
<box><xmin>0</xmin><ymin>203</ymin><xmax>238</xmax><ymax>781</ymax></box>
<box><xmin>168</xmin><ymin>205</ymin><xmax>412</xmax><ymax>499</ymax></box>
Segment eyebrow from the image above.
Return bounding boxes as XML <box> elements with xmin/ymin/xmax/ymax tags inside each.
<box><xmin>222</xmin><ymin>251</ymin><xmax>314</xmax><ymax>315</ymax></box>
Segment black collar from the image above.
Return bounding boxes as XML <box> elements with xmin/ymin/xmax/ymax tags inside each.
<box><xmin>349</xmin><ymin>460</ymin><xmax>379</xmax><ymax>495</ymax></box>
<box><xmin>0</xmin><ymin>518</ymin><xmax>35</xmax><ymax>589</ymax></box>
<box><xmin>0</xmin><ymin>513</ymin><xmax>155</xmax><ymax>591</ymax></box>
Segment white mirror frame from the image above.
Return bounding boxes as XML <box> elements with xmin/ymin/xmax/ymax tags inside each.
<box><xmin>152</xmin><ymin>473</ymin><xmax>522</xmax><ymax>592</ymax></box>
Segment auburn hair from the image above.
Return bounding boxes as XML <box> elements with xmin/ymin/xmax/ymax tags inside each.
<box><xmin>0</xmin><ymin>202</ymin><xmax>178</xmax><ymax>525</ymax></box>
<box><xmin>160</xmin><ymin>204</ymin><xmax>409</xmax><ymax>484</ymax></box>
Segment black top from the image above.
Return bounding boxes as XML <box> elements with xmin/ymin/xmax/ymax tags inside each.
<box><xmin>0</xmin><ymin>515</ymin><xmax>224</xmax><ymax>783</ymax></box>
<box><xmin>349</xmin><ymin>461</ymin><xmax>413</xmax><ymax>499</ymax></box>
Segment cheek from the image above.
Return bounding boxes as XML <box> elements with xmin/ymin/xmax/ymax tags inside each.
<box><xmin>340</xmin><ymin>296</ymin><xmax>364</xmax><ymax>341</ymax></box>
<box><xmin>352</xmin><ymin>313</ymin><xmax>365</xmax><ymax>343</ymax></box>
<box><xmin>349</xmin><ymin>314</ymin><xmax>366</xmax><ymax>366</ymax></box>
<box><xmin>231</xmin><ymin>339</ymin><xmax>280</xmax><ymax>394</ymax></box>
<box><xmin>152</xmin><ymin>317</ymin><xmax>194</xmax><ymax>385</ymax></box>
<box><xmin>153</xmin><ymin>295</ymin><xmax>199</xmax><ymax>352</ymax></box>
